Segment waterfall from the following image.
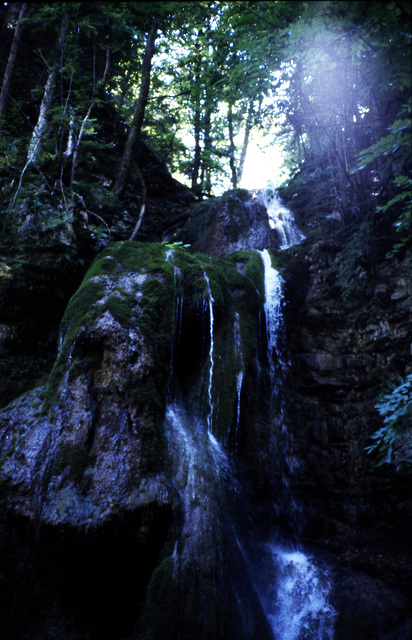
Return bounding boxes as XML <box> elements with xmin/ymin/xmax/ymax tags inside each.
<box><xmin>245</xmin><ymin>542</ymin><xmax>336</xmax><ymax>640</ymax></box>
<box><xmin>266</xmin><ymin>547</ymin><xmax>335</xmax><ymax>640</ymax></box>
<box><xmin>234</xmin><ymin>312</ymin><xmax>244</xmax><ymax>446</ymax></box>
<box><xmin>166</xmin><ymin>248</ymin><xmax>184</xmax><ymax>395</ymax></box>
<box><xmin>162</xmin><ymin>229</ymin><xmax>335</xmax><ymax>639</ymax></box>
<box><xmin>257</xmin><ymin>246</ymin><xmax>336</xmax><ymax>639</ymax></box>
<box><xmin>260</xmin><ymin>188</ymin><xmax>305</xmax><ymax>250</ymax></box>
<box><xmin>259</xmin><ymin>249</ymin><xmax>284</xmax><ymax>371</ymax></box>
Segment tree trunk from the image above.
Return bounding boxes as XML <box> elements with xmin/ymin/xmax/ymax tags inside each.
<box><xmin>0</xmin><ymin>3</ymin><xmax>21</xmax><ymax>45</ymax></box>
<box><xmin>0</xmin><ymin>3</ymin><xmax>27</xmax><ymax>120</ymax></box>
<box><xmin>70</xmin><ymin>26</ymin><xmax>111</xmax><ymax>184</ymax></box>
<box><xmin>113</xmin><ymin>18</ymin><xmax>158</xmax><ymax>198</ymax></box>
<box><xmin>190</xmin><ymin>40</ymin><xmax>202</xmax><ymax>196</ymax></box>
<box><xmin>26</xmin><ymin>67</ymin><xmax>58</xmax><ymax>164</ymax></box>
<box><xmin>201</xmin><ymin>103</ymin><xmax>212</xmax><ymax>196</ymax></box>
<box><xmin>228</xmin><ymin>102</ymin><xmax>237</xmax><ymax>189</ymax></box>
<box><xmin>26</xmin><ymin>13</ymin><xmax>69</xmax><ymax>166</ymax></box>
<box><xmin>237</xmin><ymin>95</ymin><xmax>254</xmax><ymax>184</ymax></box>
<box><xmin>191</xmin><ymin>103</ymin><xmax>202</xmax><ymax>194</ymax></box>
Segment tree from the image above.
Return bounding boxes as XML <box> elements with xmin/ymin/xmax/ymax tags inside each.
<box><xmin>274</xmin><ymin>0</ymin><xmax>411</xmax><ymax>222</ymax></box>
<box><xmin>113</xmin><ymin>17</ymin><xmax>159</xmax><ymax>198</ymax></box>
<box><xmin>0</xmin><ymin>2</ymin><xmax>28</xmax><ymax>120</ymax></box>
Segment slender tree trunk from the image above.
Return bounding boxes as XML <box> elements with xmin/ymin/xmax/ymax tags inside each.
<box><xmin>70</xmin><ymin>27</ymin><xmax>111</xmax><ymax>184</ymax></box>
<box><xmin>237</xmin><ymin>95</ymin><xmax>254</xmax><ymax>184</ymax></box>
<box><xmin>228</xmin><ymin>102</ymin><xmax>237</xmax><ymax>189</ymax></box>
<box><xmin>191</xmin><ymin>103</ymin><xmax>202</xmax><ymax>194</ymax></box>
<box><xmin>26</xmin><ymin>67</ymin><xmax>58</xmax><ymax>164</ymax></box>
<box><xmin>0</xmin><ymin>3</ymin><xmax>27</xmax><ymax>120</ymax></box>
<box><xmin>202</xmin><ymin>104</ymin><xmax>212</xmax><ymax>196</ymax></box>
<box><xmin>113</xmin><ymin>18</ymin><xmax>158</xmax><ymax>198</ymax></box>
<box><xmin>26</xmin><ymin>13</ymin><xmax>68</xmax><ymax>165</ymax></box>
<box><xmin>129</xmin><ymin>168</ymin><xmax>147</xmax><ymax>240</ymax></box>
<box><xmin>64</xmin><ymin>106</ymin><xmax>75</xmax><ymax>158</ymax></box>
<box><xmin>190</xmin><ymin>40</ymin><xmax>202</xmax><ymax>196</ymax></box>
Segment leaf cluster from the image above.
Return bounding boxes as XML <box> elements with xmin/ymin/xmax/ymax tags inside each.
<box><xmin>366</xmin><ymin>373</ymin><xmax>412</xmax><ymax>471</ymax></box>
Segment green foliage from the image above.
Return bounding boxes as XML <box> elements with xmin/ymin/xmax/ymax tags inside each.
<box><xmin>278</xmin><ymin>161</ymin><xmax>339</xmax><ymax>228</ymax></box>
<box><xmin>366</xmin><ymin>374</ymin><xmax>412</xmax><ymax>470</ymax></box>
<box><xmin>381</xmin><ymin>175</ymin><xmax>412</xmax><ymax>258</ymax></box>
<box><xmin>351</xmin><ymin>105</ymin><xmax>412</xmax><ymax>256</ymax></box>
<box><xmin>334</xmin><ymin>221</ymin><xmax>372</xmax><ymax>299</ymax></box>
<box><xmin>352</xmin><ymin>117</ymin><xmax>411</xmax><ymax>175</ymax></box>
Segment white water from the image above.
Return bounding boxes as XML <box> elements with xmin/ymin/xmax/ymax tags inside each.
<box><xmin>203</xmin><ymin>270</ymin><xmax>215</xmax><ymax>432</ymax></box>
<box><xmin>258</xmin><ymin>244</ymin><xmax>335</xmax><ymax>640</ymax></box>
<box><xmin>163</xmin><ymin>216</ymin><xmax>334</xmax><ymax>639</ymax></box>
<box><xmin>253</xmin><ymin>544</ymin><xmax>336</xmax><ymax>640</ymax></box>
<box><xmin>260</xmin><ymin>189</ymin><xmax>305</xmax><ymax>250</ymax></box>
<box><xmin>166</xmin><ymin>248</ymin><xmax>184</xmax><ymax>393</ymax></box>
<box><xmin>234</xmin><ymin>312</ymin><xmax>244</xmax><ymax>445</ymax></box>
<box><xmin>259</xmin><ymin>249</ymin><xmax>284</xmax><ymax>368</ymax></box>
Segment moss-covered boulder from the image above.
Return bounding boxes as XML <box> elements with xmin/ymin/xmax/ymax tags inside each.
<box><xmin>174</xmin><ymin>188</ymin><xmax>280</xmax><ymax>257</ymax></box>
<box><xmin>0</xmin><ymin>239</ymin><xmax>276</xmax><ymax>639</ymax></box>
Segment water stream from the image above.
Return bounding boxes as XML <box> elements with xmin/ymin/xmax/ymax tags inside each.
<box><xmin>202</xmin><ymin>269</ymin><xmax>215</xmax><ymax>433</ymax></box>
<box><xmin>260</xmin><ymin>188</ymin><xmax>305</xmax><ymax>250</ymax></box>
<box><xmin>256</xmin><ymin>203</ymin><xmax>335</xmax><ymax>639</ymax></box>
<box><xmin>163</xmin><ymin>195</ymin><xmax>335</xmax><ymax>639</ymax></box>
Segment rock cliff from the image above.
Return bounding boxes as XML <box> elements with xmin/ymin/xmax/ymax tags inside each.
<box><xmin>0</xmin><ymin>190</ymin><xmax>411</xmax><ymax>639</ymax></box>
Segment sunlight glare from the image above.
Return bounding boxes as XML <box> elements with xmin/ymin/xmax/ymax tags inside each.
<box><xmin>240</xmin><ymin>139</ymin><xmax>288</xmax><ymax>190</ymax></box>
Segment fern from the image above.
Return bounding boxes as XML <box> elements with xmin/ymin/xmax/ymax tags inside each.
<box><xmin>366</xmin><ymin>374</ymin><xmax>412</xmax><ymax>470</ymax></box>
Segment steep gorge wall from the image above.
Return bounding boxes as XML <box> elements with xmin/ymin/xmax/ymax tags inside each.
<box><xmin>284</xmin><ymin>241</ymin><xmax>412</xmax><ymax>635</ymax></box>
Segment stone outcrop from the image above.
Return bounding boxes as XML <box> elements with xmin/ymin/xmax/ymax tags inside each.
<box><xmin>283</xmin><ymin>240</ymin><xmax>412</xmax><ymax>638</ymax></box>
<box><xmin>174</xmin><ymin>188</ymin><xmax>281</xmax><ymax>257</ymax></box>
<box><xmin>0</xmin><ymin>238</ymin><xmax>273</xmax><ymax>639</ymax></box>
<box><xmin>0</xmin><ymin>190</ymin><xmax>411</xmax><ymax>639</ymax></box>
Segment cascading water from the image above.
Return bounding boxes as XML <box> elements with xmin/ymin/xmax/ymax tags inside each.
<box><xmin>166</xmin><ymin>248</ymin><xmax>184</xmax><ymax>395</ymax></box>
<box><xmin>202</xmin><ymin>269</ymin><xmax>215</xmax><ymax>432</ymax></box>
<box><xmin>234</xmin><ymin>312</ymin><xmax>244</xmax><ymax>446</ymax></box>
<box><xmin>265</xmin><ymin>547</ymin><xmax>335</xmax><ymax>640</ymax></box>
<box><xmin>255</xmin><ymin>230</ymin><xmax>336</xmax><ymax>639</ymax></box>
<box><xmin>161</xmin><ymin>200</ymin><xmax>335</xmax><ymax>639</ymax></box>
<box><xmin>259</xmin><ymin>249</ymin><xmax>285</xmax><ymax>373</ymax></box>
<box><xmin>260</xmin><ymin>188</ymin><xmax>305</xmax><ymax>250</ymax></box>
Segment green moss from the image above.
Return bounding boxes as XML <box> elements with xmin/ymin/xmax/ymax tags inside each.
<box><xmin>41</xmin><ymin>241</ymin><xmax>178</xmax><ymax>413</ymax></box>
<box><xmin>140</xmin><ymin>275</ymin><xmax>174</xmax><ymax>355</ymax></box>
<box><xmin>84</xmin><ymin>253</ymin><xmax>121</xmax><ymax>280</ymax></box>
<box><xmin>105</xmin><ymin>292</ymin><xmax>135</xmax><ymax>327</ymax></box>
<box><xmin>225</xmin><ymin>250</ymin><xmax>265</xmax><ymax>299</ymax></box>
<box><xmin>41</xmin><ymin>278</ymin><xmax>104</xmax><ymax>413</ymax></box>
<box><xmin>111</xmin><ymin>240</ymin><xmax>171</xmax><ymax>274</ymax></box>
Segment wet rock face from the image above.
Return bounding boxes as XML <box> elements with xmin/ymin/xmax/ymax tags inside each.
<box><xmin>0</xmin><ymin>239</ymin><xmax>272</xmax><ymax>639</ymax></box>
<box><xmin>174</xmin><ymin>188</ymin><xmax>281</xmax><ymax>257</ymax></box>
<box><xmin>286</xmin><ymin>248</ymin><xmax>412</xmax><ymax>512</ymax></box>
<box><xmin>1</xmin><ymin>195</ymin><xmax>411</xmax><ymax>638</ymax></box>
<box><xmin>284</xmin><ymin>245</ymin><xmax>412</xmax><ymax>626</ymax></box>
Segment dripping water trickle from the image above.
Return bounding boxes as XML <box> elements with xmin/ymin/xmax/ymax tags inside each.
<box><xmin>233</xmin><ymin>312</ymin><xmax>244</xmax><ymax>446</ymax></box>
<box><xmin>202</xmin><ymin>269</ymin><xmax>214</xmax><ymax>433</ymax></box>
<box><xmin>166</xmin><ymin>248</ymin><xmax>184</xmax><ymax>397</ymax></box>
